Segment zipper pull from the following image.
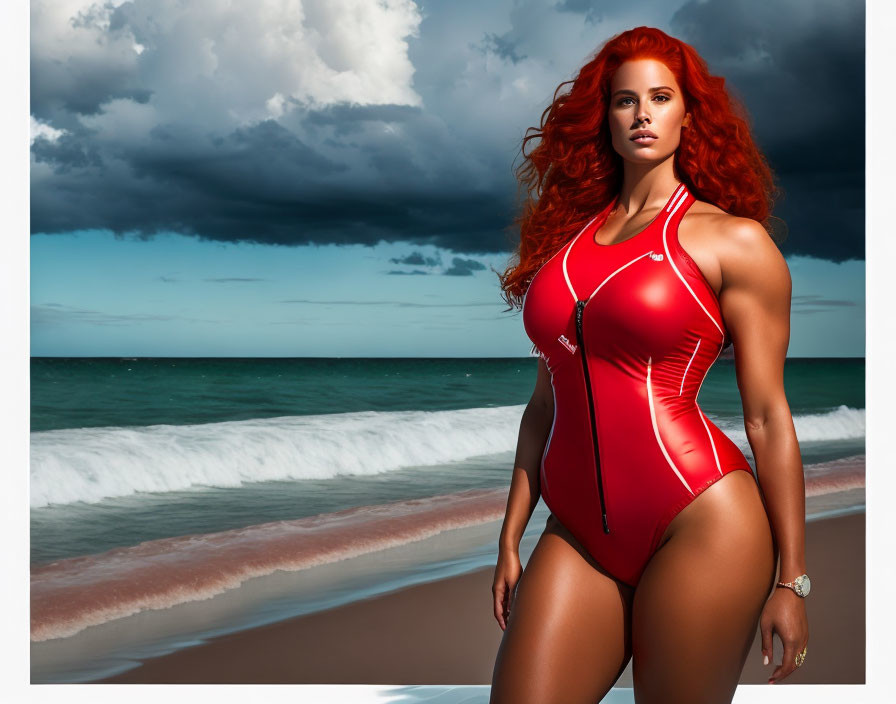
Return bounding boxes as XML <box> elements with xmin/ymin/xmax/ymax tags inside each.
<box><xmin>575</xmin><ymin>299</ymin><xmax>586</xmax><ymax>337</ymax></box>
<box><xmin>602</xmin><ymin>512</ymin><xmax>610</xmax><ymax>534</ymax></box>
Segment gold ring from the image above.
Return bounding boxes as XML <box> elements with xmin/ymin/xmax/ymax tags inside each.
<box><xmin>794</xmin><ymin>645</ymin><xmax>807</xmax><ymax>667</ymax></box>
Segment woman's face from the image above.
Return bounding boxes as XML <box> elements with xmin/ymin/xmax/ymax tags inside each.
<box><xmin>607</xmin><ymin>58</ymin><xmax>690</xmax><ymax>165</ymax></box>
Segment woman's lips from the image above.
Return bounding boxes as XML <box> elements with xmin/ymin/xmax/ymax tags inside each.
<box><xmin>631</xmin><ymin>135</ymin><xmax>657</xmax><ymax>144</ymax></box>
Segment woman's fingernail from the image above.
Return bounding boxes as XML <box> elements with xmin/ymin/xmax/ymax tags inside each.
<box><xmin>763</xmin><ymin>654</ymin><xmax>769</xmax><ymax>666</ymax></box>
<box><xmin>768</xmin><ymin>679</ymin><xmax>775</xmax><ymax>684</ymax></box>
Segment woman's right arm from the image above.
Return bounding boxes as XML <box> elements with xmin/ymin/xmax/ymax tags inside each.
<box><xmin>500</xmin><ymin>356</ymin><xmax>555</xmax><ymax>551</ymax></box>
<box><xmin>492</xmin><ymin>356</ymin><xmax>555</xmax><ymax>629</ymax></box>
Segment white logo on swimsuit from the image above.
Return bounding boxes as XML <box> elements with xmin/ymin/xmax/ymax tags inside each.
<box><xmin>557</xmin><ymin>334</ymin><xmax>577</xmax><ymax>354</ymax></box>
<box><xmin>648</xmin><ymin>250</ymin><xmax>664</xmax><ymax>261</ymax></box>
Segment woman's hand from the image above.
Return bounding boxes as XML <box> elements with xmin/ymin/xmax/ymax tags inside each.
<box><xmin>492</xmin><ymin>546</ymin><xmax>523</xmax><ymax>630</ymax></box>
<box><xmin>760</xmin><ymin>587</ymin><xmax>809</xmax><ymax>684</ymax></box>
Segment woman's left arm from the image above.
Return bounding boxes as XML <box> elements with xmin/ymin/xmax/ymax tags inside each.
<box><xmin>717</xmin><ymin>217</ymin><xmax>808</xmax><ymax>685</ymax></box>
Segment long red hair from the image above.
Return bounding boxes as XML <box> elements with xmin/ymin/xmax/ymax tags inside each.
<box><xmin>498</xmin><ymin>25</ymin><xmax>784</xmax><ymax>310</ymax></box>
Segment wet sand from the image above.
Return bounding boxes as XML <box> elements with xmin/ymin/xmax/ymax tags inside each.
<box><xmin>92</xmin><ymin>511</ymin><xmax>865</xmax><ymax>686</ymax></box>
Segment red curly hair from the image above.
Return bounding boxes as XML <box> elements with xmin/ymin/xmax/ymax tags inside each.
<box><xmin>498</xmin><ymin>25</ymin><xmax>783</xmax><ymax>311</ymax></box>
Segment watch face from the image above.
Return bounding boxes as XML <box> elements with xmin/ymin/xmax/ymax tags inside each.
<box><xmin>795</xmin><ymin>574</ymin><xmax>810</xmax><ymax>597</ymax></box>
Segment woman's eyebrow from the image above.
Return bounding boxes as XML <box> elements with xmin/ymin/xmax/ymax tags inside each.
<box><xmin>611</xmin><ymin>86</ymin><xmax>676</xmax><ymax>97</ymax></box>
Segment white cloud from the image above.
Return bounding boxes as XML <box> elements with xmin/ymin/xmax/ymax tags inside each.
<box><xmin>31</xmin><ymin>0</ymin><xmax>423</xmax><ymax>131</ymax></box>
<box><xmin>30</xmin><ymin>116</ymin><xmax>66</xmax><ymax>145</ymax></box>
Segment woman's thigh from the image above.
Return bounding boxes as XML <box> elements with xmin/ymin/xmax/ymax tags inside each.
<box><xmin>631</xmin><ymin>471</ymin><xmax>777</xmax><ymax>704</ymax></box>
<box><xmin>490</xmin><ymin>514</ymin><xmax>635</xmax><ymax>704</ymax></box>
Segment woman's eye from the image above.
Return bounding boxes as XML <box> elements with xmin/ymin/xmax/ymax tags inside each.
<box><xmin>618</xmin><ymin>95</ymin><xmax>671</xmax><ymax>106</ymax></box>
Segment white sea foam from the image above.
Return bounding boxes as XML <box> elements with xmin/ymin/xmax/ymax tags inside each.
<box><xmin>30</xmin><ymin>406</ymin><xmax>526</xmax><ymax>507</ymax></box>
<box><xmin>713</xmin><ymin>404</ymin><xmax>865</xmax><ymax>444</ymax></box>
<box><xmin>30</xmin><ymin>404</ymin><xmax>864</xmax><ymax>508</ymax></box>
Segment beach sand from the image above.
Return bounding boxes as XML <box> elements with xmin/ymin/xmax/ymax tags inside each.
<box><xmin>90</xmin><ymin>510</ymin><xmax>865</xmax><ymax>686</ymax></box>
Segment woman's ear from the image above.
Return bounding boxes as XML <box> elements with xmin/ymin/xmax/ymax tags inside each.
<box><xmin>682</xmin><ymin>113</ymin><xmax>691</xmax><ymax>129</ymax></box>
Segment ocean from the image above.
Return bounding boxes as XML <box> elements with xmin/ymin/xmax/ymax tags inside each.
<box><xmin>29</xmin><ymin>356</ymin><xmax>865</xmax><ymax>682</ymax></box>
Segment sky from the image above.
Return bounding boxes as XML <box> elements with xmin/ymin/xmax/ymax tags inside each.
<box><xmin>29</xmin><ymin>0</ymin><xmax>866</xmax><ymax>357</ymax></box>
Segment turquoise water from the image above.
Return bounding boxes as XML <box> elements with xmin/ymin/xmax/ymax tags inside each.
<box><xmin>30</xmin><ymin>356</ymin><xmax>864</xmax><ymax>431</ymax></box>
<box><xmin>31</xmin><ymin>357</ymin><xmax>546</xmax><ymax>431</ymax></box>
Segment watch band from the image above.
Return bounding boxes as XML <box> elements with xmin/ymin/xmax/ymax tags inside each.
<box><xmin>776</xmin><ymin>573</ymin><xmax>810</xmax><ymax>597</ymax></box>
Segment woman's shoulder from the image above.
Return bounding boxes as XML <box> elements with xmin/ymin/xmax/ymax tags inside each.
<box><xmin>679</xmin><ymin>198</ymin><xmax>784</xmax><ymax>295</ymax></box>
<box><xmin>683</xmin><ymin>199</ymin><xmax>773</xmax><ymax>252</ymax></box>
<box><xmin>681</xmin><ymin>201</ymin><xmax>789</xmax><ymax>292</ymax></box>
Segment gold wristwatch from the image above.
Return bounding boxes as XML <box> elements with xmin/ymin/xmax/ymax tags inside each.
<box><xmin>776</xmin><ymin>573</ymin><xmax>810</xmax><ymax>597</ymax></box>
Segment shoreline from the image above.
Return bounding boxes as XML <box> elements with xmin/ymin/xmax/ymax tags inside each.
<box><xmin>87</xmin><ymin>510</ymin><xmax>865</xmax><ymax>686</ymax></box>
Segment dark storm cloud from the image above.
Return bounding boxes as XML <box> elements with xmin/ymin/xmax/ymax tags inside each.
<box><xmin>444</xmin><ymin>257</ymin><xmax>488</xmax><ymax>276</ymax></box>
<box><xmin>668</xmin><ymin>0</ymin><xmax>865</xmax><ymax>260</ymax></box>
<box><xmin>31</xmin><ymin>111</ymin><xmax>515</xmax><ymax>250</ymax></box>
<box><xmin>480</xmin><ymin>32</ymin><xmax>529</xmax><ymax>64</ymax></box>
<box><xmin>389</xmin><ymin>251</ymin><xmax>443</xmax><ymax>266</ymax></box>
<box><xmin>30</xmin><ymin>0</ymin><xmax>864</xmax><ymax>261</ymax></box>
<box><xmin>387</xmin><ymin>252</ymin><xmax>488</xmax><ymax>276</ymax></box>
<box><xmin>30</xmin><ymin>46</ymin><xmax>151</xmax><ymax>119</ymax></box>
<box><xmin>31</xmin><ymin>130</ymin><xmax>104</xmax><ymax>172</ymax></box>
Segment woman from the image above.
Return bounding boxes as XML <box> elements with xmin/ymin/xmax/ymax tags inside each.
<box><xmin>491</xmin><ymin>26</ymin><xmax>808</xmax><ymax>703</ymax></box>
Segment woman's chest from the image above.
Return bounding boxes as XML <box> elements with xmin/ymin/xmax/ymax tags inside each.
<box><xmin>523</xmin><ymin>238</ymin><xmax>719</xmax><ymax>366</ymax></box>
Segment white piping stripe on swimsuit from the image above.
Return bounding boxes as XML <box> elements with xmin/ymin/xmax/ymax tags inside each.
<box><xmin>679</xmin><ymin>339</ymin><xmax>701</xmax><ymax>396</ymax></box>
<box><xmin>561</xmin><ymin>213</ymin><xmax>603</xmax><ymax>304</ymax></box>
<box><xmin>667</xmin><ymin>185</ymin><xmax>688</xmax><ymax>214</ymax></box>
<box><xmin>578</xmin><ymin>251</ymin><xmax>655</xmax><ymax>302</ymax></box>
<box><xmin>647</xmin><ymin>356</ymin><xmax>695</xmax><ymax>494</ymax></box>
<box><xmin>522</xmin><ymin>212</ymin><xmax>602</xmax><ymax>320</ymax></box>
<box><xmin>694</xmin><ymin>341</ymin><xmax>726</xmax><ymax>475</ymax></box>
<box><xmin>661</xmin><ymin>188</ymin><xmax>726</xmax><ymax>342</ymax></box>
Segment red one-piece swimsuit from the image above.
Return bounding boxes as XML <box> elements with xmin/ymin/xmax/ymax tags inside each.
<box><xmin>522</xmin><ymin>182</ymin><xmax>755</xmax><ymax>587</ymax></box>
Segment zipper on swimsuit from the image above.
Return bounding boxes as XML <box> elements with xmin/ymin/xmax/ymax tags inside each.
<box><xmin>574</xmin><ymin>298</ymin><xmax>610</xmax><ymax>534</ymax></box>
